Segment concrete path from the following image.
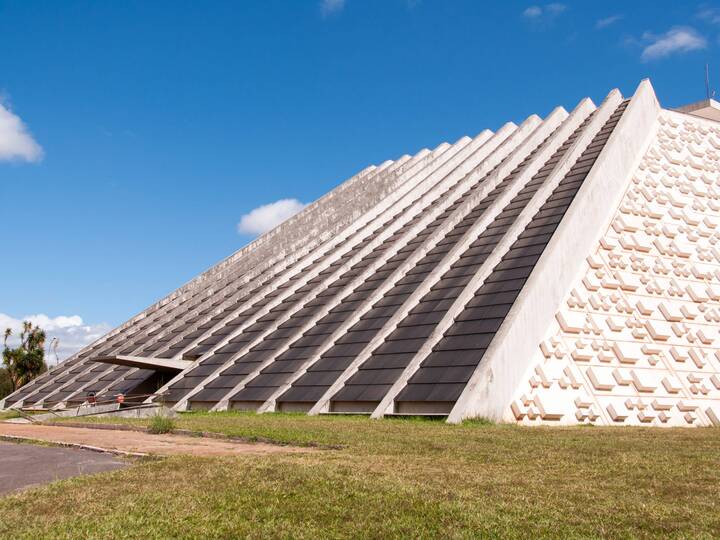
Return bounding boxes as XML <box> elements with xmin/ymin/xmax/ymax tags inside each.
<box><xmin>0</xmin><ymin>423</ymin><xmax>309</xmax><ymax>456</ymax></box>
<box><xmin>0</xmin><ymin>441</ymin><xmax>127</xmax><ymax>496</ymax></box>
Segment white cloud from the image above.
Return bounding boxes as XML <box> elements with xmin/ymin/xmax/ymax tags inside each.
<box><xmin>545</xmin><ymin>3</ymin><xmax>565</xmax><ymax>15</ymax></box>
<box><xmin>0</xmin><ymin>313</ymin><xmax>110</xmax><ymax>365</ymax></box>
<box><xmin>321</xmin><ymin>0</ymin><xmax>345</xmax><ymax>17</ymax></box>
<box><xmin>596</xmin><ymin>15</ymin><xmax>622</xmax><ymax>29</ymax></box>
<box><xmin>237</xmin><ymin>198</ymin><xmax>307</xmax><ymax>236</ymax></box>
<box><xmin>641</xmin><ymin>27</ymin><xmax>707</xmax><ymax>61</ymax></box>
<box><xmin>0</xmin><ymin>102</ymin><xmax>43</xmax><ymax>162</ymax></box>
<box><xmin>522</xmin><ymin>3</ymin><xmax>565</xmax><ymax>21</ymax></box>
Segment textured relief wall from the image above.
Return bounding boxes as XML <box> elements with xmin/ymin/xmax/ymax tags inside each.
<box><xmin>512</xmin><ymin>111</ymin><xmax>720</xmax><ymax>426</ymax></box>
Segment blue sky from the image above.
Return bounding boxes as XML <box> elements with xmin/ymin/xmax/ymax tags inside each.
<box><xmin>1</xmin><ymin>0</ymin><xmax>718</xmax><ymax>360</ymax></box>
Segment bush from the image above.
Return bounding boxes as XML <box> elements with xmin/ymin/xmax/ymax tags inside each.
<box><xmin>148</xmin><ymin>414</ymin><xmax>175</xmax><ymax>434</ymax></box>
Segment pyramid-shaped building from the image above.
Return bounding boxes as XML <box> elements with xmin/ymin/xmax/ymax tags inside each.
<box><xmin>5</xmin><ymin>80</ymin><xmax>720</xmax><ymax>427</ymax></box>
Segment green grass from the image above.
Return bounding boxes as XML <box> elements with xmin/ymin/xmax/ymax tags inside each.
<box><xmin>147</xmin><ymin>414</ymin><xmax>175</xmax><ymax>434</ymax></box>
<box><xmin>0</xmin><ymin>409</ymin><xmax>20</xmax><ymax>420</ymax></box>
<box><xmin>2</xmin><ymin>412</ymin><xmax>720</xmax><ymax>538</ymax></box>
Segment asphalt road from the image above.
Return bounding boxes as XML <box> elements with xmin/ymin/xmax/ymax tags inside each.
<box><xmin>0</xmin><ymin>440</ymin><xmax>127</xmax><ymax>496</ymax></box>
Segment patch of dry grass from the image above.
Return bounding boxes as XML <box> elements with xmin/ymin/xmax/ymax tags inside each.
<box><xmin>2</xmin><ymin>412</ymin><xmax>719</xmax><ymax>538</ymax></box>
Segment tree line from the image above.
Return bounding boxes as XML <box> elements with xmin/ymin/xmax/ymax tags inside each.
<box><xmin>0</xmin><ymin>322</ymin><xmax>48</xmax><ymax>401</ymax></box>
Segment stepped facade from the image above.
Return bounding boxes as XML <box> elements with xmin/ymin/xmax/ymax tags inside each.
<box><xmin>5</xmin><ymin>80</ymin><xmax>720</xmax><ymax>427</ymax></box>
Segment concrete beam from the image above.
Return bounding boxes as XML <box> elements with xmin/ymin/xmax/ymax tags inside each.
<box><xmin>306</xmin><ymin>107</ymin><xmax>576</xmax><ymax>416</ymax></box>
<box><xmin>372</xmin><ymin>98</ymin><xmax>598</xmax><ymax>419</ymax></box>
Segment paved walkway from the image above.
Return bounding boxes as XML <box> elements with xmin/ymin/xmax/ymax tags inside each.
<box><xmin>0</xmin><ymin>441</ymin><xmax>127</xmax><ymax>495</ymax></box>
<box><xmin>0</xmin><ymin>423</ymin><xmax>309</xmax><ymax>457</ymax></box>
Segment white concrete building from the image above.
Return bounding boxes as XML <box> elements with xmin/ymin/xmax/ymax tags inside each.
<box><xmin>5</xmin><ymin>80</ymin><xmax>720</xmax><ymax>427</ymax></box>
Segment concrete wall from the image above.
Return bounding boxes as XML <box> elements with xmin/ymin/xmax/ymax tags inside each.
<box><xmin>502</xmin><ymin>104</ymin><xmax>720</xmax><ymax>427</ymax></box>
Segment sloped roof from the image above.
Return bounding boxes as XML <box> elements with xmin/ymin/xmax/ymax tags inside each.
<box><xmin>3</xmin><ymin>82</ymin><xmax>649</xmax><ymax>422</ymax></box>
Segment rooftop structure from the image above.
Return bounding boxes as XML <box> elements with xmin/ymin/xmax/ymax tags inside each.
<box><xmin>5</xmin><ymin>79</ymin><xmax>720</xmax><ymax>427</ymax></box>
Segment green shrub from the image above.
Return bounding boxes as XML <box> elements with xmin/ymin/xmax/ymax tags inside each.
<box><xmin>0</xmin><ymin>367</ymin><xmax>13</xmax><ymax>400</ymax></box>
<box><xmin>148</xmin><ymin>414</ymin><xmax>175</xmax><ymax>434</ymax></box>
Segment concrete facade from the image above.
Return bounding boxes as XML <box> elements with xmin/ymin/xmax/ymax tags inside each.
<box><xmin>506</xmin><ymin>105</ymin><xmax>720</xmax><ymax>427</ymax></box>
<box><xmin>4</xmin><ymin>79</ymin><xmax>718</xmax><ymax>427</ymax></box>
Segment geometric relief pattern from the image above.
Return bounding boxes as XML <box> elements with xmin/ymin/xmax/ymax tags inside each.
<box><xmin>513</xmin><ymin>111</ymin><xmax>720</xmax><ymax>426</ymax></box>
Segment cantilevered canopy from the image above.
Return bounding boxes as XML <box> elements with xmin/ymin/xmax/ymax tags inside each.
<box><xmin>93</xmin><ymin>355</ymin><xmax>192</xmax><ymax>373</ymax></box>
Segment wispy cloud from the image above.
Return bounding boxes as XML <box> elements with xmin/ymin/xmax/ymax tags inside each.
<box><xmin>640</xmin><ymin>26</ymin><xmax>707</xmax><ymax>61</ymax></box>
<box><xmin>0</xmin><ymin>102</ymin><xmax>43</xmax><ymax>162</ymax></box>
<box><xmin>0</xmin><ymin>313</ymin><xmax>110</xmax><ymax>364</ymax></box>
<box><xmin>545</xmin><ymin>3</ymin><xmax>565</xmax><ymax>15</ymax></box>
<box><xmin>697</xmin><ymin>6</ymin><xmax>720</xmax><ymax>25</ymax></box>
<box><xmin>522</xmin><ymin>3</ymin><xmax>566</xmax><ymax>22</ymax></box>
<box><xmin>596</xmin><ymin>15</ymin><xmax>622</xmax><ymax>29</ymax></box>
<box><xmin>320</xmin><ymin>0</ymin><xmax>345</xmax><ymax>17</ymax></box>
<box><xmin>237</xmin><ymin>198</ymin><xmax>307</xmax><ymax>236</ymax></box>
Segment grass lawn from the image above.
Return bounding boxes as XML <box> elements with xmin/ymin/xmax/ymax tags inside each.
<box><xmin>1</xmin><ymin>412</ymin><xmax>719</xmax><ymax>538</ymax></box>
